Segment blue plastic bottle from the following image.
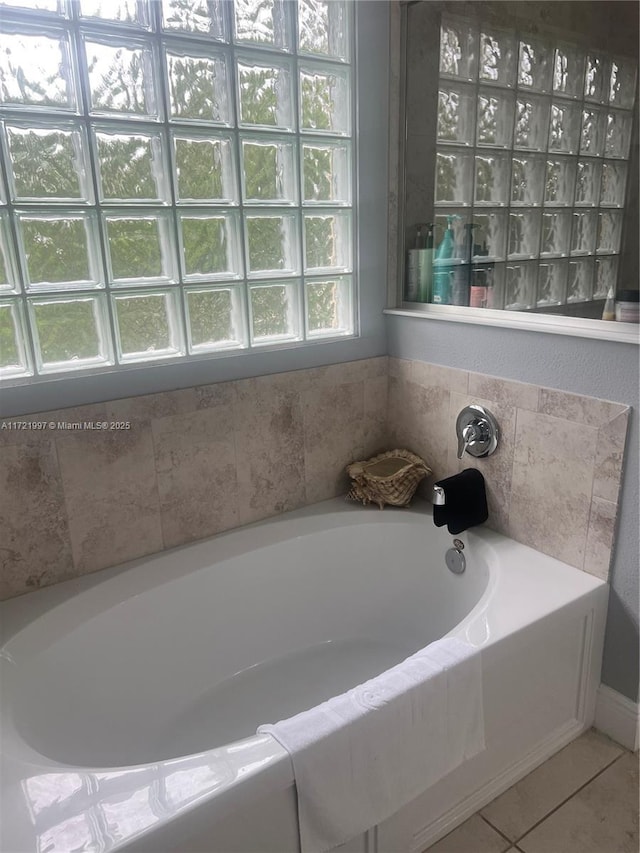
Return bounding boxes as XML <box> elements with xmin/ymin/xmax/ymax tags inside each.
<box><xmin>432</xmin><ymin>216</ymin><xmax>457</xmax><ymax>304</ymax></box>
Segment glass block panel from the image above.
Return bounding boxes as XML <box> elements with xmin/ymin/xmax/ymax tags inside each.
<box><xmin>540</xmin><ymin>211</ymin><xmax>572</xmax><ymax>257</ymax></box>
<box><xmin>437</xmin><ymin>83</ymin><xmax>475</xmax><ymax>146</ymax></box>
<box><xmin>580</xmin><ymin>107</ymin><xmax>607</xmax><ymax>157</ymax></box>
<box><xmin>299</xmin><ymin>63</ymin><xmax>350</xmax><ymax>135</ymax></box>
<box><xmin>18</xmin><ymin>213</ymin><xmax>101</xmax><ymax>288</ymax></box>
<box><xmin>79</xmin><ymin>0</ymin><xmax>149</xmax><ymax>26</ymax></box>
<box><xmin>553</xmin><ymin>45</ymin><xmax>585</xmax><ymax>99</ymax></box>
<box><xmin>439</xmin><ymin>18</ymin><xmax>477</xmax><ymax>82</ymax></box>
<box><xmin>574</xmin><ymin>159</ymin><xmax>601</xmax><ymax>206</ymax></box>
<box><xmin>514</xmin><ymin>93</ymin><xmax>550</xmax><ymax>151</ymax></box>
<box><xmin>609</xmin><ymin>58</ymin><xmax>637</xmax><ymax>110</ymax></box>
<box><xmin>234</xmin><ymin>0</ymin><xmax>291</xmax><ymax>50</ymax></box>
<box><xmin>302</xmin><ymin>139</ymin><xmax>351</xmax><ymax>204</ymax></box>
<box><xmin>113</xmin><ymin>290</ymin><xmax>182</xmax><ymax>360</ymax></box>
<box><xmin>571</xmin><ymin>211</ymin><xmax>598</xmax><ymax>256</ymax></box>
<box><xmin>166</xmin><ymin>48</ymin><xmax>230</xmax><ymax>124</ymax></box>
<box><xmin>30</xmin><ymin>295</ymin><xmax>110</xmax><ymax>369</ymax></box>
<box><xmin>161</xmin><ymin>0</ymin><xmax>226</xmax><ymax>39</ymax></box>
<box><xmin>306</xmin><ymin>275</ymin><xmax>353</xmax><ymax>337</ymax></box>
<box><xmin>537</xmin><ymin>259</ymin><xmax>568</xmax><ymax>307</ymax></box>
<box><xmin>476</xmin><ymin>87</ymin><xmax>515</xmax><ymax>148</ymax></box>
<box><xmin>185</xmin><ymin>285</ymin><xmax>245</xmax><ymax>351</ymax></box>
<box><xmin>435</xmin><ymin>148</ymin><xmax>474</xmax><ymax>206</ymax></box>
<box><xmin>85</xmin><ymin>37</ymin><xmax>157</xmax><ymax>119</ymax></box>
<box><xmin>604</xmin><ymin>111</ymin><xmax>632</xmax><ymax>159</ymax></box>
<box><xmin>549</xmin><ymin>100</ymin><xmax>581</xmax><ymax>154</ymax></box>
<box><xmin>0</xmin><ymin>212</ymin><xmax>17</xmax><ymax>291</ymax></box>
<box><xmin>474</xmin><ymin>151</ymin><xmax>510</xmax><ymax>206</ymax></box>
<box><xmin>544</xmin><ymin>157</ymin><xmax>577</xmax><ymax>206</ymax></box>
<box><xmin>471</xmin><ymin>210</ymin><xmax>507</xmax><ymax>261</ymax></box>
<box><xmin>0</xmin><ymin>28</ymin><xmax>76</xmax><ymax>110</ymax></box>
<box><xmin>172</xmin><ymin>133</ymin><xmax>237</xmax><ymax>203</ymax></box>
<box><xmin>511</xmin><ymin>153</ymin><xmax>545</xmax><ymax>206</ymax></box>
<box><xmin>518</xmin><ymin>38</ymin><xmax>552</xmax><ymax>92</ymax></box>
<box><xmin>508</xmin><ymin>210</ymin><xmax>541</xmax><ymax>259</ymax></box>
<box><xmin>567</xmin><ymin>258</ymin><xmax>594</xmax><ymax>302</ymax></box>
<box><xmin>505</xmin><ymin>261</ymin><xmax>537</xmax><ymax>310</ymax></box>
<box><xmin>584</xmin><ymin>54</ymin><xmax>609</xmax><ymax>103</ymax></box>
<box><xmin>0</xmin><ymin>300</ymin><xmax>29</xmax><ymax>376</ymax></box>
<box><xmin>249</xmin><ymin>281</ymin><xmax>300</xmax><ymax>343</ymax></box>
<box><xmin>479</xmin><ymin>27</ymin><xmax>517</xmax><ymax>87</ymax></box>
<box><xmin>303</xmin><ymin>211</ymin><xmax>351</xmax><ymax>272</ymax></box>
<box><xmin>94</xmin><ymin>128</ymin><xmax>167</xmax><ymax>203</ymax></box>
<box><xmin>6</xmin><ymin>122</ymin><xmax>91</xmax><ymax>202</ymax></box>
<box><xmin>104</xmin><ymin>214</ymin><xmax>175</xmax><ymax>283</ymax></box>
<box><xmin>237</xmin><ymin>57</ymin><xmax>294</xmax><ymax>129</ymax></box>
<box><xmin>245</xmin><ymin>213</ymin><xmax>299</xmax><ymax>277</ymax></box>
<box><xmin>600</xmin><ymin>161</ymin><xmax>627</xmax><ymax>207</ymax></box>
<box><xmin>298</xmin><ymin>0</ymin><xmax>349</xmax><ymax>61</ymax></box>
<box><xmin>0</xmin><ymin>0</ymin><xmax>63</xmax><ymax>12</ymax></box>
<box><xmin>241</xmin><ymin>137</ymin><xmax>297</xmax><ymax>204</ymax></box>
<box><xmin>597</xmin><ymin>211</ymin><xmax>623</xmax><ymax>254</ymax></box>
<box><xmin>178</xmin><ymin>213</ymin><xmax>241</xmax><ymax>280</ymax></box>
<box><xmin>594</xmin><ymin>256</ymin><xmax>618</xmax><ymax>299</ymax></box>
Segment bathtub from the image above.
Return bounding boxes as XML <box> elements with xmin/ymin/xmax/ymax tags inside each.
<box><xmin>0</xmin><ymin>498</ymin><xmax>608</xmax><ymax>853</ymax></box>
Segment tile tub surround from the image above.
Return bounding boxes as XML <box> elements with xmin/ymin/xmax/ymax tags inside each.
<box><xmin>0</xmin><ymin>357</ymin><xmax>388</xmax><ymax>600</ymax></box>
<box><xmin>387</xmin><ymin>357</ymin><xmax>630</xmax><ymax>580</ymax></box>
<box><xmin>0</xmin><ymin>354</ymin><xmax>629</xmax><ymax>599</ymax></box>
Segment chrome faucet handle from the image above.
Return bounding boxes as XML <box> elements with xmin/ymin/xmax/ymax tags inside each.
<box><xmin>457</xmin><ymin>423</ymin><xmax>477</xmax><ymax>460</ymax></box>
<box><xmin>455</xmin><ymin>405</ymin><xmax>499</xmax><ymax>459</ymax></box>
<box><xmin>433</xmin><ymin>485</ymin><xmax>446</xmax><ymax>505</ymax></box>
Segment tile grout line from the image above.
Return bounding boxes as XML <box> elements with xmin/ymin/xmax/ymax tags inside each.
<box><xmin>478</xmin><ymin>813</ymin><xmax>514</xmax><ymax>848</ymax></box>
<box><xmin>500</xmin><ymin>751</ymin><xmax>628</xmax><ymax>847</ymax></box>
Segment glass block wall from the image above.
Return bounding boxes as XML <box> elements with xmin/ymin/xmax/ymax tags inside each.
<box><xmin>431</xmin><ymin>15</ymin><xmax>637</xmax><ymax>311</ymax></box>
<box><xmin>0</xmin><ymin>0</ymin><xmax>354</xmax><ymax>380</ymax></box>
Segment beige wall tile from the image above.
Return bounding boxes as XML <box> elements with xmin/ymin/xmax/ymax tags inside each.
<box><xmin>509</xmin><ymin>409</ymin><xmax>598</xmax><ymax>567</ymax></box>
<box><xmin>480</xmin><ymin>729</ymin><xmax>623</xmax><ymax>842</ymax></box>
<box><xmin>424</xmin><ymin>814</ymin><xmax>510</xmax><ymax>853</ymax></box>
<box><xmin>388</xmin><ymin>356</ymin><xmax>414</xmax><ymax>383</ymax></box>
<box><xmin>518</xmin><ymin>752</ymin><xmax>638</xmax><ymax>853</ymax></box>
<box><xmin>56</xmin><ymin>427</ymin><xmax>163</xmax><ymax>574</ymax></box>
<box><xmin>388</xmin><ymin>379</ymin><xmax>450</xmax><ymax>483</ymax></box>
<box><xmin>468</xmin><ymin>374</ymin><xmax>540</xmax><ymax>413</ymax></box>
<box><xmin>152</xmin><ymin>405</ymin><xmax>238</xmax><ymax>548</ymax></box>
<box><xmin>446</xmin><ymin>393</ymin><xmax>517</xmax><ymax>536</ymax></box>
<box><xmin>303</xmin><ymin>381</ymin><xmax>373</xmax><ymax>503</ymax></box>
<box><xmin>413</xmin><ymin>361</ymin><xmax>469</xmax><ymax>396</ymax></box>
<box><xmin>234</xmin><ymin>381</ymin><xmax>306</xmax><ymax>526</ymax></box>
<box><xmin>0</xmin><ymin>403</ymin><xmax>108</xmax><ymax>447</ymax></box>
<box><xmin>538</xmin><ymin>388</ymin><xmax>627</xmax><ymax>428</ymax></box>
<box><xmin>584</xmin><ymin>497</ymin><xmax>618</xmax><ymax>580</ymax></box>
<box><xmin>593</xmin><ymin>410</ymin><xmax>630</xmax><ymax>503</ymax></box>
<box><xmin>105</xmin><ymin>388</ymin><xmax>196</xmax><ymax>423</ymax></box>
<box><xmin>0</xmin><ymin>441</ymin><xmax>74</xmax><ymax>599</ymax></box>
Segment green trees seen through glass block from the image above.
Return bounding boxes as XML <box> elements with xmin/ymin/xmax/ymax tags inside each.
<box><xmin>22</xmin><ymin>218</ymin><xmax>92</xmax><ymax>284</ymax></box>
<box><xmin>33</xmin><ymin>299</ymin><xmax>102</xmax><ymax>363</ymax></box>
<box><xmin>115</xmin><ymin>293</ymin><xmax>172</xmax><ymax>354</ymax></box>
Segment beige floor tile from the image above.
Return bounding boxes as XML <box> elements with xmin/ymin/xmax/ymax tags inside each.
<box><xmin>480</xmin><ymin>730</ymin><xmax>623</xmax><ymax>841</ymax></box>
<box><xmin>518</xmin><ymin>752</ymin><xmax>639</xmax><ymax>853</ymax></box>
<box><xmin>423</xmin><ymin>814</ymin><xmax>511</xmax><ymax>853</ymax></box>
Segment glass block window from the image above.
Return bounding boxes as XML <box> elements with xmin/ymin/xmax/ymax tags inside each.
<box><xmin>427</xmin><ymin>16</ymin><xmax>636</xmax><ymax>312</ymax></box>
<box><xmin>0</xmin><ymin>0</ymin><xmax>354</xmax><ymax>380</ymax></box>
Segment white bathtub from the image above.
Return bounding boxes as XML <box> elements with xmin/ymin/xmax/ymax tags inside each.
<box><xmin>0</xmin><ymin>498</ymin><xmax>608</xmax><ymax>853</ymax></box>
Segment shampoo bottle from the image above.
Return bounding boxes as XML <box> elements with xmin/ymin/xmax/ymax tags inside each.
<box><xmin>432</xmin><ymin>216</ymin><xmax>457</xmax><ymax>304</ymax></box>
<box><xmin>405</xmin><ymin>225</ymin><xmax>433</xmax><ymax>302</ymax></box>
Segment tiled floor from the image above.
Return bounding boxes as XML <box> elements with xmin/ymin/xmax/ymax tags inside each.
<box><xmin>424</xmin><ymin>729</ymin><xmax>639</xmax><ymax>853</ymax></box>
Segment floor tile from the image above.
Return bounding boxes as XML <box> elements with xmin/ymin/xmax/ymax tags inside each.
<box><xmin>479</xmin><ymin>729</ymin><xmax>623</xmax><ymax>841</ymax></box>
<box><xmin>423</xmin><ymin>814</ymin><xmax>511</xmax><ymax>853</ymax></box>
<box><xmin>518</xmin><ymin>752</ymin><xmax>638</xmax><ymax>853</ymax></box>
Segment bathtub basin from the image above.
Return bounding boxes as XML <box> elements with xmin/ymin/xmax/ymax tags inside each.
<box><xmin>0</xmin><ymin>498</ymin><xmax>608</xmax><ymax>853</ymax></box>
